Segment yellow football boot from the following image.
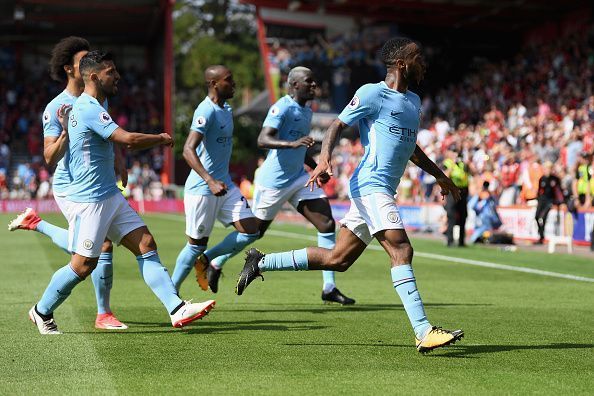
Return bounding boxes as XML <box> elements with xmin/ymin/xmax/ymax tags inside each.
<box><xmin>416</xmin><ymin>326</ymin><xmax>464</xmax><ymax>353</ymax></box>
<box><xmin>193</xmin><ymin>254</ymin><xmax>209</xmax><ymax>291</ymax></box>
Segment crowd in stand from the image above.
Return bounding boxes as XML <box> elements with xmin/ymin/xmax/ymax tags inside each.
<box><xmin>0</xmin><ymin>57</ymin><xmax>166</xmax><ymax>200</ymax></box>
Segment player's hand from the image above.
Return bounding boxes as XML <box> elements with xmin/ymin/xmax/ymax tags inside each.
<box><xmin>437</xmin><ymin>176</ymin><xmax>461</xmax><ymax>202</ymax></box>
<box><xmin>159</xmin><ymin>133</ymin><xmax>174</xmax><ymax>147</ymax></box>
<box><xmin>57</xmin><ymin>104</ymin><xmax>72</xmax><ymax>133</ymax></box>
<box><xmin>306</xmin><ymin>159</ymin><xmax>332</xmax><ymax>191</ymax></box>
<box><xmin>291</xmin><ymin>136</ymin><xmax>315</xmax><ymax>149</ymax></box>
<box><xmin>208</xmin><ymin>179</ymin><xmax>228</xmax><ymax>196</ymax></box>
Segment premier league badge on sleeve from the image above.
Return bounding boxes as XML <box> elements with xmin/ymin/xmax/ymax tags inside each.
<box><xmin>348</xmin><ymin>95</ymin><xmax>360</xmax><ymax>109</ymax></box>
<box><xmin>270</xmin><ymin>105</ymin><xmax>280</xmax><ymax>116</ymax></box>
<box><xmin>196</xmin><ymin>116</ymin><xmax>206</xmax><ymax>127</ymax></box>
<box><xmin>99</xmin><ymin>111</ymin><xmax>112</xmax><ymax>124</ymax></box>
<box><xmin>43</xmin><ymin>110</ymin><xmax>51</xmax><ymax>124</ymax></box>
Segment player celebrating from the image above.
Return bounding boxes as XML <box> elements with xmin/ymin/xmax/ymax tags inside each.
<box><xmin>8</xmin><ymin>36</ymin><xmax>127</xmax><ymax>330</ymax></box>
<box><xmin>28</xmin><ymin>51</ymin><xmax>215</xmax><ymax>335</ymax></box>
<box><xmin>203</xmin><ymin>66</ymin><xmax>355</xmax><ymax>304</ymax></box>
<box><xmin>236</xmin><ymin>38</ymin><xmax>464</xmax><ymax>353</ymax></box>
<box><xmin>170</xmin><ymin>65</ymin><xmax>259</xmax><ymax>292</ymax></box>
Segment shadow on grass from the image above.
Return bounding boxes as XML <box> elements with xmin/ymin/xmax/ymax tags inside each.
<box><xmin>430</xmin><ymin>343</ymin><xmax>594</xmax><ymax>358</ymax></box>
<box><xmin>284</xmin><ymin>342</ymin><xmax>594</xmax><ymax>358</ymax></box>
<box><xmin>231</xmin><ymin>303</ymin><xmax>491</xmax><ymax>314</ymax></box>
<box><xmin>69</xmin><ymin>319</ymin><xmax>326</xmax><ymax>335</ymax></box>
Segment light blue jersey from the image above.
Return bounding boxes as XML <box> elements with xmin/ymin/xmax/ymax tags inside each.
<box><xmin>67</xmin><ymin>93</ymin><xmax>120</xmax><ymax>202</ymax></box>
<box><xmin>256</xmin><ymin>95</ymin><xmax>313</xmax><ymax>189</ymax></box>
<box><xmin>184</xmin><ymin>96</ymin><xmax>234</xmax><ymax>195</ymax></box>
<box><xmin>338</xmin><ymin>81</ymin><xmax>421</xmax><ymax>198</ymax></box>
<box><xmin>42</xmin><ymin>90</ymin><xmax>77</xmax><ymax>196</ymax></box>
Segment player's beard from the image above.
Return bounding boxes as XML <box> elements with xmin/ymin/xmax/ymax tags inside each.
<box><xmin>98</xmin><ymin>78</ymin><xmax>117</xmax><ymax>98</ymax></box>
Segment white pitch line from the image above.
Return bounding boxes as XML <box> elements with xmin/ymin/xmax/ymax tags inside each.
<box><xmin>152</xmin><ymin>213</ymin><xmax>594</xmax><ymax>283</ymax></box>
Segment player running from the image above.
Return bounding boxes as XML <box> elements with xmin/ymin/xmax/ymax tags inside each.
<box><xmin>28</xmin><ymin>51</ymin><xmax>215</xmax><ymax>335</ymax></box>
<box><xmin>8</xmin><ymin>36</ymin><xmax>127</xmax><ymax>330</ymax></box>
<box><xmin>203</xmin><ymin>66</ymin><xmax>355</xmax><ymax>304</ymax></box>
<box><xmin>235</xmin><ymin>38</ymin><xmax>464</xmax><ymax>353</ymax></box>
<box><xmin>170</xmin><ymin>65</ymin><xmax>260</xmax><ymax>292</ymax></box>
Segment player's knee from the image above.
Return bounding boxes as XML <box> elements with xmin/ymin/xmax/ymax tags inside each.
<box><xmin>318</xmin><ymin>218</ymin><xmax>336</xmax><ymax>233</ymax></box>
<box><xmin>73</xmin><ymin>259</ymin><xmax>97</xmax><ymax>279</ymax></box>
<box><xmin>101</xmin><ymin>240</ymin><xmax>113</xmax><ymax>253</ymax></box>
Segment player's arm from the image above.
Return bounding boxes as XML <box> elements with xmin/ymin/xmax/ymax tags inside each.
<box><xmin>43</xmin><ymin>104</ymin><xmax>71</xmax><ymax>167</ymax></box>
<box><xmin>410</xmin><ymin>144</ymin><xmax>461</xmax><ymax>201</ymax></box>
<box><xmin>257</xmin><ymin>126</ymin><xmax>314</xmax><ymax>150</ymax></box>
<box><xmin>109</xmin><ymin>128</ymin><xmax>172</xmax><ymax>151</ymax></box>
<box><xmin>113</xmin><ymin>144</ymin><xmax>128</xmax><ymax>187</ymax></box>
<box><xmin>305</xmin><ymin>119</ymin><xmax>348</xmax><ymax>190</ymax></box>
<box><xmin>182</xmin><ymin>131</ymin><xmax>227</xmax><ymax>196</ymax></box>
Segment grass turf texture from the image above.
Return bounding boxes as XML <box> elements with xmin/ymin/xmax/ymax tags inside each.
<box><xmin>1</xmin><ymin>212</ymin><xmax>593</xmax><ymax>395</ymax></box>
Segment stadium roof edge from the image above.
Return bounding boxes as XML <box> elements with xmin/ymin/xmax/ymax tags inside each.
<box><xmin>242</xmin><ymin>0</ymin><xmax>592</xmax><ymax>32</ymax></box>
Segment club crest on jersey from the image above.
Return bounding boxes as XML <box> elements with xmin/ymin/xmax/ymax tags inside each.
<box><xmin>99</xmin><ymin>111</ymin><xmax>112</xmax><ymax>124</ymax></box>
<box><xmin>83</xmin><ymin>239</ymin><xmax>94</xmax><ymax>250</ymax></box>
<box><xmin>270</xmin><ymin>106</ymin><xmax>280</xmax><ymax>116</ymax></box>
<box><xmin>387</xmin><ymin>211</ymin><xmax>399</xmax><ymax>223</ymax></box>
<box><xmin>43</xmin><ymin>110</ymin><xmax>51</xmax><ymax>124</ymax></box>
<box><xmin>195</xmin><ymin>116</ymin><xmax>206</xmax><ymax>127</ymax></box>
<box><xmin>348</xmin><ymin>95</ymin><xmax>360</xmax><ymax>109</ymax></box>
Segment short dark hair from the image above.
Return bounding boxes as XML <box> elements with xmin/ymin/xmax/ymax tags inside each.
<box><xmin>49</xmin><ymin>36</ymin><xmax>90</xmax><ymax>82</ymax></box>
<box><xmin>380</xmin><ymin>37</ymin><xmax>416</xmax><ymax>68</ymax></box>
<box><xmin>79</xmin><ymin>51</ymin><xmax>114</xmax><ymax>77</ymax></box>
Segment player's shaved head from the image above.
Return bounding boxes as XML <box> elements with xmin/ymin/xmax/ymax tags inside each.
<box><xmin>204</xmin><ymin>65</ymin><xmax>230</xmax><ymax>84</ymax></box>
<box><xmin>380</xmin><ymin>37</ymin><xmax>417</xmax><ymax>68</ymax></box>
<box><xmin>287</xmin><ymin>66</ymin><xmax>311</xmax><ymax>85</ymax></box>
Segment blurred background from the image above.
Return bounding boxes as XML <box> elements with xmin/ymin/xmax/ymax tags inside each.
<box><xmin>0</xmin><ymin>0</ymin><xmax>593</xmax><ymax>248</ymax></box>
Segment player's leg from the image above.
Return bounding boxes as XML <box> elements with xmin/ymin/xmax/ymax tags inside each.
<box><xmin>30</xmin><ymin>200</ymin><xmax>110</xmax><ymax>335</ymax></box>
<box><xmin>236</xmin><ymin>225</ymin><xmax>367</xmax><ymax>295</ymax></box>
<box><xmin>171</xmin><ymin>192</ymin><xmax>213</xmax><ymax>291</ymax></box>
<box><xmin>91</xmin><ymin>239</ymin><xmax>127</xmax><ymax>330</ymax></box>
<box><xmin>297</xmin><ymin>197</ymin><xmax>355</xmax><ymax>305</ymax></box>
<box><xmin>205</xmin><ymin>182</ymin><xmax>284</xmax><ymax>272</ymax></box>
<box><xmin>8</xmin><ymin>207</ymin><xmax>70</xmax><ymax>254</ymax></box>
<box><xmin>113</xmin><ymin>195</ymin><xmax>214</xmax><ymax>327</ymax></box>
<box><xmin>197</xmin><ymin>188</ymin><xmax>259</xmax><ymax>291</ymax></box>
<box><xmin>377</xmin><ymin>228</ymin><xmax>463</xmax><ymax>352</ymax></box>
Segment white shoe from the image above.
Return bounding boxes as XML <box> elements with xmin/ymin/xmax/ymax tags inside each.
<box><xmin>29</xmin><ymin>306</ymin><xmax>62</xmax><ymax>335</ymax></box>
<box><xmin>170</xmin><ymin>300</ymin><xmax>215</xmax><ymax>328</ymax></box>
<box><xmin>8</xmin><ymin>207</ymin><xmax>41</xmax><ymax>231</ymax></box>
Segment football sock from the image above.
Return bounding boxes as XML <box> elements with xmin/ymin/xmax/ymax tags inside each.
<box><xmin>258</xmin><ymin>248</ymin><xmax>309</xmax><ymax>271</ymax></box>
<box><xmin>37</xmin><ymin>263</ymin><xmax>83</xmax><ymax>316</ymax></box>
<box><xmin>136</xmin><ymin>250</ymin><xmax>182</xmax><ymax>313</ymax></box>
<box><xmin>204</xmin><ymin>232</ymin><xmax>260</xmax><ymax>268</ymax></box>
<box><xmin>171</xmin><ymin>243</ymin><xmax>205</xmax><ymax>291</ymax></box>
<box><xmin>318</xmin><ymin>232</ymin><xmax>336</xmax><ymax>292</ymax></box>
<box><xmin>391</xmin><ymin>265</ymin><xmax>431</xmax><ymax>339</ymax></box>
<box><xmin>91</xmin><ymin>252</ymin><xmax>113</xmax><ymax>314</ymax></box>
<box><xmin>35</xmin><ymin>220</ymin><xmax>70</xmax><ymax>254</ymax></box>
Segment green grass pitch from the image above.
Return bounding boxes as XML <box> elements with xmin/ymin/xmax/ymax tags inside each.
<box><xmin>1</xmin><ymin>213</ymin><xmax>593</xmax><ymax>395</ymax></box>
